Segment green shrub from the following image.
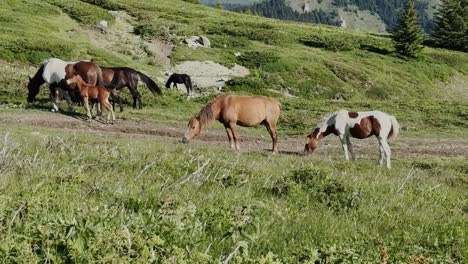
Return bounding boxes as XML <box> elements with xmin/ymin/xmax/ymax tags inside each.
<box><xmin>237</xmin><ymin>51</ymin><xmax>280</xmax><ymax>69</ymax></box>
<box><xmin>300</xmin><ymin>32</ymin><xmax>359</xmax><ymax>52</ymax></box>
<box><xmin>44</xmin><ymin>0</ymin><xmax>115</xmax><ymax>25</ymax></box>
<box><xmin>290</xmin><ymin>167</ymin><xmax>362</xmax><ymax>212</ymax></box>
<box><xmin>78</xmin><ymin>0</ymin><xmax>120</xmax><ymax>10</ymax></box>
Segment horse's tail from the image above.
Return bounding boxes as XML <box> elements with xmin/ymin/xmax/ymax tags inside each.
<box><xmin>186</xmin><ymin>75</ymin><xmax>193</xmax><ymax>91</ymax></box>
<box><xmin>137</xmin><ymin>71</ymin><xmax>162</xmax><ymax>95</ymax></box>
<box><xmin>95</xmin><ymin>65</ymin><xmax>105</xmax><ymax>87</ymax></box>
<box><xmin>388</xmin><ymin>115</ymin><xmax>400</xmax><ymax>140</ymax></box>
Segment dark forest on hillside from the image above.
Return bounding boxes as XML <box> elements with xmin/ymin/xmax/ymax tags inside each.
<box><xmin>225</xmin><ymin>0</ymin><xmax>435</xmax><ymax>32</ymax></box>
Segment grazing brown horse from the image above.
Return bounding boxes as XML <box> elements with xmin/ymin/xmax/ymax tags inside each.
<box><xmin>182</xmin><ymin>94</ymin><xmax>281</xmax><ymax>153</ymax></box>
<box><xmin>65</xmin><ymin>74</ymin><xmax>115</xmax><ymax>123</ymax></box>
<box><xmin>101</xmin><ymin>67</ymin><xmax>162</xmax><ymax>111</ymax></box>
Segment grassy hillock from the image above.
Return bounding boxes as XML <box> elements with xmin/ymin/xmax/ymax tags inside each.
<box><xmin>0</xmin><ymin>0</ymin><xmax>467</xmax><ymax>262</ymax></box>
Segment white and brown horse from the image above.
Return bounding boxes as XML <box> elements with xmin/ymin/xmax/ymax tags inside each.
<box><xmin>182</xmin><ymin>94</ymin><xmax>281</xmax><ymax>153</ymax></box>
<box><xmin>304</xmin><ymin>110</ymin><xmax>399</xmax><ymax>169</ymax></box>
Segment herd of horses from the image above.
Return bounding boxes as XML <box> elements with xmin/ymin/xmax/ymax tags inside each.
<box><xmin>27</xmin><ymin>58</ymin><xmax>190</xmax><ymax>115</ymax></box>
<box><xmin>27</xmin><ymin>58</ymin><xmax>400</xmax><ymax>169</ymax></box>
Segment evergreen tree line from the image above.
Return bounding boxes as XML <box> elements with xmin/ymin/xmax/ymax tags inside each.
<box><xmin>237</xmin><ymin>0</ymin><xmax>340</xmax><ymax>26</ymax></box>
<box><xmin>431</xmin><ymin>0</ymin><xmax>467</xmax><ymax>51</ymax></box>
<box><xmin>393</xmin><ymin>0</ymin><xmax>466</xmax><ymax>58</ymax></box>
<box><xmin>333</xmin><ymin>0</ymin><xmax>434</xmax><ymax>32</ymax></box>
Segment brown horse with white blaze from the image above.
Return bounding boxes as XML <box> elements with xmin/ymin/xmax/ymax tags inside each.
<box><xmin>182</xmin><ymin>94</ymin><xmax>281</xmax><ymax>153</ymax></box>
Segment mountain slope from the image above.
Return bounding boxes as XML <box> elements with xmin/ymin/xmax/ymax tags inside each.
<box><xmin>201</xmin><ymin>0</ymin><xmax>441</xmax><ymax>32</ymax></box>
<box><xmin>0</xmin><ymin>0</ymin><xmax>467</xmax><ymax>262</ymax></box>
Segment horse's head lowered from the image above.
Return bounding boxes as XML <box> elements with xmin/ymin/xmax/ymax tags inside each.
<box><xmin>182</xmin><ymin>117</ymin><xmax>201</xmax><ymax>143</ymax></box>
<box><xmin>27</xmin><ymin>76</ymin><xmax>40</xmax><ymax>103</ymax></box>
<box><xmin>304</xmin><ymin>128</ymin><xmax>320</xmax><ymax>155</ymax></box>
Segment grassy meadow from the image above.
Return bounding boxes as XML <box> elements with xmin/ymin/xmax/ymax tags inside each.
<box><xmin>0</xmin><ymin>0</ymin><xmax>467</xmax><ymax>262</ymax></box>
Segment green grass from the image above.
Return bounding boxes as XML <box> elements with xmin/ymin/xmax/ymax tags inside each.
<box><xmin>0</xmin><ymin>0</ymin><xmax>467</xmax><ymax>262</ymax></box>
<box><xmin>0</xmin><ymin>127</ymin><xmax>466</xmax><ymax>262</ymax></box>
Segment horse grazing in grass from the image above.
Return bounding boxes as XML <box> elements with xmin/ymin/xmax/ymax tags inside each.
<box><xmin>182</xmin><ymin>94</ymin><xmax>281</xmax><ymax>153</ymax></box>
<box><xmin>165</xmin><ymin>73</ymin><xmax>193</xmax><ymax>96</ymax></box>
<box><xmin>304</xmin><ymin>110</ymin><xmax>400</xmax><ymax>169</ymax></box>
<box><xmin>102</xmin><ymin>67</ymin><xmax>162</xmax><ymax>111</ymax></box>
<box><xmin>27</xmin><ymin>58</ymin><xmax>79</xmax><ymax>112</ymax></box>
<box><xmin>65</xmin><ymin>73</ymin><xmax>115</xmax><ymax>123</ymax></box>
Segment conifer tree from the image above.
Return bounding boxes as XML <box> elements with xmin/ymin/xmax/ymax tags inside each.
<box><xmin>392</xmin><ymin>0</ymin><xmax>425</xmax><ymax>58</ymax></box>
<box><xmin>432</xmin><ymin>0</ymin><xmax>467</xmax><ymax>51</ymax></box>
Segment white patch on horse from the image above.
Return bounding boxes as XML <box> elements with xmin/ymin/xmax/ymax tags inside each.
<box><xmin>39</xmin><ymin>58</ymin><xmax>82</xmax><ymax>112</ymax></box>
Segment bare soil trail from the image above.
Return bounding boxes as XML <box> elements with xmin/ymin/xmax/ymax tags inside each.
<box><xmin>1</xmin><ymin>111</ymin><xmax>467</xmax><ymax>159</ymax></box>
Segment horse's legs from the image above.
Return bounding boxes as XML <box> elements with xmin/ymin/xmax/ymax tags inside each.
<box><xmin>133</xmin><ymin>79</ymin><xmax>143</xmax><ymax>109</ymax></box>
<box><xmin>101</xmin><ymin>99</ymin><xmax>114</xmax><ymax>124</ymax></box>
<box><xmin>339</xmin><ymin>135</ymin><xmax>350</xmax><ymax>161</ymax></box>
<box><xmin>264</xmin><ymin>122</ymin><xmax>278</xmax><ymax>153</ymax></box>
<box><xmin>345</xmin><ymin>136</ymin><xmax>356</xmax><ymax>161</ymax></box>
<box><xmin>185</xmin><ymin>80</ymin><xmax>191</xmax><ymax>96</ymax></box>
<box><xmin>378</xmin><ymin>140</ymin><xmax>385</xmax><ymax>165</ymax></box>
<box><xmin>229</xmin><ymin>122</ymin><xmax>240</xmax><ymax>150</ymax></box>
<box><xmin>49</xmin><ymin>83</ymin><xmax>59</xmax><ymax>112</ymax></box>
<box><xmin>224</xmin><ymin>124</ymin><xmax>235</xmax><ymax>149</ymax></box>
<box><xmin>127</xmin><ymin>83</ymin><xmax>141</xmax><ymax>109</ymax></box>
<box><xmin>111</xmin><ymin>90</ymin><xmax>124</xmax><ymax>112</ymax></box>
<box><xmin>380</xmin><ymin>139</ymin><xmax>392</xmax><ymax>169</ymax></box>
<box><xmin>59</xmin><ymin>88</ymin><xmax>74</xmax><ymax>113</ymax></box>
<box><xmin>83</xmin><ymin>97</ymin><xmax>92</xmax><ymax>120</ymax></box>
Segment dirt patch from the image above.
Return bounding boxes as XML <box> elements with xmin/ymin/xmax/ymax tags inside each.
<box><xmin>160</xmin><ymin>61</ymin><xmax>250</xmax><ymax>96</ymax></box>
<box><xmin>80</xmin><ymin>10</ymin><xmax>173</xmax><ymax>66</ymax></box>
<box><xmin>1</xmin><ymin>111</ymin><xmax>467</xmax><ymax>160</ymax></box>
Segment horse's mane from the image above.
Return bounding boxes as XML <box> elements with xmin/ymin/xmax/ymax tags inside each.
<box><xmin>196</xmin><ymin>95</ymin><xmax>229</xmax><ymax>126</ymax></box>
<box><xmin>316</xmin><ymin>109</ymin><xmax>347</xmax><ymax>133</ymax></box>
<box><xmin>197</xmin><ymin>102</ymin><xmax>214</xmax><ymax>126</ymax></box>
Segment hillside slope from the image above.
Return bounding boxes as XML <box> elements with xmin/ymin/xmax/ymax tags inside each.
<box><xmin>0</xmin><ymin>0</ymin><xmax>467</xmax><ymax>134</ymax></box>
<box><xmin>0</xmin><ymin>0</ymin><xmax>467</xmax><ymax>262</ymax></box>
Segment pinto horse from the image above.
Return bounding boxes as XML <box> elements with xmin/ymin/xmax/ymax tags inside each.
<box><xmin>182</xmin><ymin>94</ymin><xmax>281</xmax><ymax>153</ymax></box>
<box><xmin>304</xmin><ymin>110</ymin><xmax>400</xmax><ymax>169</ymax></box>
<box><xmin>65</xmin><ymin>73</ymin><xmax>115</xmax><ymax>123</ymax></box>
<box><xmin>165</xmin><ymin>73</ymin><xmax>193</xmax><ymax>96</ymax></box>
<box><xmin>101</xmin><ymin>67</ymin><xmax>162</xmax><ymax>111</ymax></box>
<box><xmin>27</xmin><ymin>58</ymin><xmax>79</xmax><ymax>112</ymax></box>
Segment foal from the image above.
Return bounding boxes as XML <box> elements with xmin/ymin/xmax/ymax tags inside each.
<box><xmin>65</xmin><ymin>73</ymin><xmax>115</xmax><ymax>123</ymax></box>
<box><xmin>304</xmin><ymin>110</ymin><xmax>399</xmax><ymax>169</ymax></box>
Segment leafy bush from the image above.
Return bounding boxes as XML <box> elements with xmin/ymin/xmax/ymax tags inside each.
<box><xmin>237</xmin><ymin>51</ymin><xmax>280</xmax><ymax>68</ymax></box>
<box><xmin>79</xmin><ymin>0</ymin><xmax>120</xmax><ymax>10</ymax></box>
<box><xmin>0</xmin><ymin>36</ymin><xmax>75</xmax><ymax>63</ymax></box>
<box><xmin>203</xmin><ymin>21</ymin><xmax>293</xmax><ymax>46</ymax></box>
<box><xmin>291</xmin><ymin>167</ymin><xmax>362</xmax><ymax>212</ymax></box>
<box><xmin>300</xmin><ymin>32</ymin><xmax>359</xmax><ymax>51</ymax></box>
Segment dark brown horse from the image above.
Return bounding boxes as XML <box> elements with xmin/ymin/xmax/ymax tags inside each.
<box><xmin>101</xmin><ymin>67</ymin><xmax>162</xmax><ymax>111</ymax></box>
<box><xmin>182</xmin><ymin>94</ymin><xmax>281</xmax><ymax>153</ymax></box>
